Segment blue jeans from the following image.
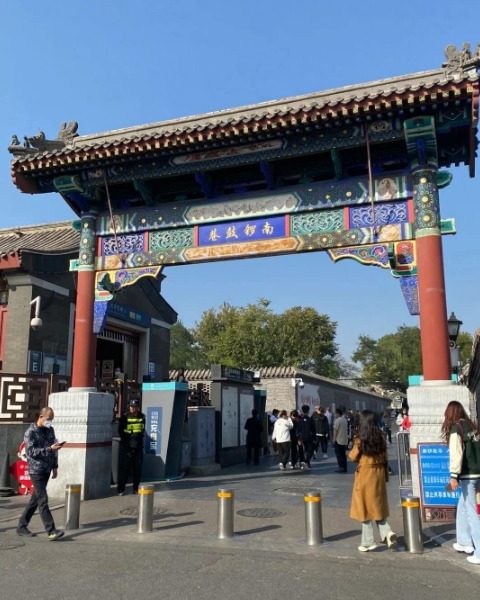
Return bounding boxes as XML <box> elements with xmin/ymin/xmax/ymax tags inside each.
<box><xmin>361</xmin><ymin>519</ymin><xmax>392</xmax><ymax>546</ymax></box>
<box><xmin>457</xmin><ymin>479</ymin><xmax>480</xmax><ymax>558</ymax></box>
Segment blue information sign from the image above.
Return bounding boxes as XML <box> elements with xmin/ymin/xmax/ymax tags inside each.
<box><xmin>145</xmin><ymin>407</ymin><xmax>163</xmax><ymax>456</ymax></box>
<box><xmin>418</xmin><ymin>443</ymin><xmax>460</xmax><ymax>507</ymax></box>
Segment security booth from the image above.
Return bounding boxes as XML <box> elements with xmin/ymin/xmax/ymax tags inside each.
<box><xmin>210</xmin><ymin>365</ymin><xmax>260</xmax><ymax>467</ymax></box>
<box><xmin>141</xmin><ymin>381</ymin><xmax>189</xmax><ymax>480</ymax></box>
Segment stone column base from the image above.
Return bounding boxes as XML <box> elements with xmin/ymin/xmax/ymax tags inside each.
<box><xmin>407</xmin><ymin>382</ymin><xmax>470</xmax><ymax>500</ymax></box>
<box><xmin>47</xmin><ymin>390</ymin><xmax>114</xmax><ymax>500</ymax></box>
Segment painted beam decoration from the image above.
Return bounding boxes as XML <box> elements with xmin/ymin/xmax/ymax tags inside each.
<box><xmin>84</xmin><ymin>170</ymin><xmax>454</xmax><ymax>317</ymax></box>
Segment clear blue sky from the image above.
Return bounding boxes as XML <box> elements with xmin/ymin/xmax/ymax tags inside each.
<box><xmin>1</xmin><ymin>1</ymin><xmax>479</xmax><ymax>360</ymax></box>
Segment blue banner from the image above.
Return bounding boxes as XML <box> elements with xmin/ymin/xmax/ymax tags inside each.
<box><xmin>145</xmin><ymin>407</ymin><xmax>163</xmax><ymax>456</ymax></box>
<box><xmin>198</xmin><ymin>215</ymin><xmax>285</xmax><ymax>246</ymax></box>
<box><xmin>418</xmin><ymin>443</ymin><xmax>461</xmax><ymax>507</ymax></box>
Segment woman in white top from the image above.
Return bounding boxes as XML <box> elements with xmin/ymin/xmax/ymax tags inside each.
<box><xmin>272</xmin><ymin>410</ymin><xmax>293</xmax><ymax>470</ymax></box>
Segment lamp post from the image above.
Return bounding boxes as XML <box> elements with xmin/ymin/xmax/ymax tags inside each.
<box><xmin>447</xmin><ymin>312</ymin><xmax>462</xmax><ymax>378</ymax></box>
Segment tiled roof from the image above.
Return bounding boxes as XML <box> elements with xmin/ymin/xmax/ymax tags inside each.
<box><xmin>169</xmin><ymin>367</ymin><xmax>386</xmax><ymax>399</ymax></box>
<box><xmin>12</xmin><ymin>66</ymin><xmax>479</xmax><ymax>172</ymax></box>
<box><xmin>0</xmin><ymin>221</ymin><xmax>79</xmax><ymax>258</ymax></box>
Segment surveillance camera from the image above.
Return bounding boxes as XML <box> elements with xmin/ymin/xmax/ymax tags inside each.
<box><xmin>30</xmin><ymin>316</ymin><xmax>43</xmax><ymax>330</ymax></box>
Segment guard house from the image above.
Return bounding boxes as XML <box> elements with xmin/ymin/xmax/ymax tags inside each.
<box><xmin>8</xmin><ymin>45</ymin><xmax>479</xmax><ymax>501</ymax></box>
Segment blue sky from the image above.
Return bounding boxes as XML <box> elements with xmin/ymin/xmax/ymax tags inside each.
<box><xmin>1</xmin><ymin>1</ymin><xmax>479</xmax><ymax>360</ymax></box>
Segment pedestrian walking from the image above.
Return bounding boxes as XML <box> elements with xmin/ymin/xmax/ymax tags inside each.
<box><xmin>312</xmin><ymin>406</ymin><xmax>329</xmax><ymax>458</ymax></box>
<box><xmin>349</xmin><ymin>410</ymin><xmax>397</xmax><ymax>552</ymax></box>
<box><xmin>325</xmin><ymin>406</ymin><xmax>334</xmax><ymax>445</ymax></box>
<box><xmin>244</xmin><ymin>408</ymin><xmax>263</xmax><ymax>466</ymax></box>
<box><xmin>441</xmin><ymin>400</ymin><xmax>480</xmax><ymax>565</ymax></box>
<box><xmin>399</xmin><ymin>408</ymin><xmax>411</xmax><ymax>431</ymax></box>
<box><xmin>272</xmin><ymin>410</ymin><xmax>293</xmax><ymax>470</ymax></box>
<box><xmin>289</xmin><ymin>410</ymin><xmax>301</xmax><ymax>469</ymax></box>
<box><xmin>382</xmin><ymin>410</ymin><xmax>393</xmax><ymax>444</ymax></box>
<box><xmin>268</xmin><ymin>408</ymin><xmax>279</xmax><ymax>454</ymax></box>
<box><xmin>333</xmin><ymin>408</ymin><xmax>349</xmax><ymax>473</ymax></box>
<box><xmin>297</xmin><ymin>405</ymin><xmax>316</xmax><ymax>468</ymax></box>
<box><xmin>17</xmin><ymin>406</ymin><xmax>65</xmax><ymax>540</ymax></box>
<box><xmin>117</xmin><ymin>399</ymin><xmax>146</xmax><ymax>495</ymax></box>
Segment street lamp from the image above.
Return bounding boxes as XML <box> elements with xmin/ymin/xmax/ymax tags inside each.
<box><xmin>447</xmin><ymin>312</ymin><xmax>462</xmax><ymax>378</ymax></box>
<box><xmin>447</xmin><ymin>312</ymin><xmax>462</xmax><ymax>343</ymax></box>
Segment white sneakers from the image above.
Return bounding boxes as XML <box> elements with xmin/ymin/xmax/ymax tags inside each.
<box><xmin>453</xmin><ymin>542</ymin><xmax>474</xmax><ymax>554</ymax></box>
<box><xmin>453</xmin><ymin>542</ymin><xmax>480</xmax><ymax>564</ymax></box>
<box><xmin>278</xmin><ymin>463</ymin><xmax>285</xmax><ymax>470</ymax></box>
<box><xmin>386</xmin><ymin>531</ymin><xmax>398</xmax><ymax>549</ymax></box>
<box><xmin>358</xmin><ymin>544</ymin><xmax>379</xmax><ymax>552</ymax></box>
<box><xmin>467</xmin><ymin>555</ymin><xmax>480</xmax><ymax>565</ymax></box>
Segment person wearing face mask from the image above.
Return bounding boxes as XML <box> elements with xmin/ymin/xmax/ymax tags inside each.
<box><xmin>16</xmin><ymin>406</ymin><xmax>65</xmax><ymax>540</ymax></box>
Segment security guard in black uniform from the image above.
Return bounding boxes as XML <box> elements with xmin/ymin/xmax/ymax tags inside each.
<box><xmin>117</xmin><ymin>399</ymin><xmax>145</xmax><ymax>495</ymax></box>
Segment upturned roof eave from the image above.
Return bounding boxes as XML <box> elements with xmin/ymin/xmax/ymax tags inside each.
<box><xmin>11</xmin><ymin>65</ymin><xmax>479</xmax><ymax>170</ymax></box>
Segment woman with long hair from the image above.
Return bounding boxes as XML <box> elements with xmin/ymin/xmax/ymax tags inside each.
<box><xmin>349</xmin><ymin>410</ymin><xmax>397</xmax><ymax>552</ymax></box>
<box><xmin>441</xmin><ymin>400</ymin><xmax>480</xmax><ymax>565</ymax></box>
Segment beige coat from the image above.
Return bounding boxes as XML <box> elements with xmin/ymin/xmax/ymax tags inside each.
<box><xmin>349</xmin><ymin>438</ymin><xmax>389</xmax><ymax>522</ymax></box>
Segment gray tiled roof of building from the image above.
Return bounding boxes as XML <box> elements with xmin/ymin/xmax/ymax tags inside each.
<box><xmin>0</xmin><ymin>221</ymin><xmax>79</xmax><ymax>257</ymax></box>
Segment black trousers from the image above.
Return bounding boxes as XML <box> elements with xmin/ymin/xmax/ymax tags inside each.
<box><xmin>316</xmin><ymin>435</ymin><xmax>328</xmax><ymax>454</ymax></box>
<box><xmin>301</xmin><ymin>440</ymin><xmax>315</xmax><ymax>466</ymax></box>
<box><xmin>334</xmin><ymin>442</ymin><xmax>348</xmax><ymax>472</ymax></box>
<box><xmin>277</xmin><ymin>442</ymin><xmax>290</xmax><ymax>467</ymax></box>
<box><xmin>118</xmin><ymin>446</ymin><xmax>143</xmax><ymax>492</ymax></box>
<box><xmin>246</xmin><ymin>443</ymin><xmax>261</xmax><ymax>465</ymax></box>
<box><xmin>18</xmin><ymin>472</ymin><xmax>55</xmax><ymax>534</ymax></box>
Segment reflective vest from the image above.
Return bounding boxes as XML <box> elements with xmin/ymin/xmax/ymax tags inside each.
<box><xmin>123</xmin><ymin>416</ymin><xmax>144</xmax><ymax>436</ymax></box>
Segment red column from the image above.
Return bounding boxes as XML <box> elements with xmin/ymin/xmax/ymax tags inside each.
<box><xmin>71</xmin><ymin>270</ymin><xmax>96</xmax><ymax>388</ymax></box>
<box><xmin>416</xmin><ymin>236</ymin><xmax>451</xmax><ymax>381</ymax></box>
<box><xmin>412</xmin><ymin>169</ymin><xmax>451</xmax><ymax>381</ymax></box>
<box><xmin>71</xmin><ymin>213</ymin><xmax>97</xmax><ymax>389</ymax></box>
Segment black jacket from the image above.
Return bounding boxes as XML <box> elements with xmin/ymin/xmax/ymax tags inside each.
<box><xmin>297</xmin><ymin>415</ymin><xmax>316</xmax><ymax>442</ymax></box>
<box><xmin>24</xmin><ymin>423</ymin><xmax>58</xmax><ymax>476</ymax></box>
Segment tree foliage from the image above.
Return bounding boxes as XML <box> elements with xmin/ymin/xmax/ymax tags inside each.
<box><xmin>352</xmin><ymin>326</ymin><xmax>422</xmax><ymax>392</ymax></box>
<box><xmin>170</xmin><ymin>299</ymin><xmax>341</xmax><ymax>376</ymax></box>
<box><xmin>352</xmin><ymin>326</ymin><xmax>474</xmax><ymax>391</ymax></box>
<box><xmin>169</xmin><ymin>320</ymin><xmax>207</xmax><ymax>370</ymax></box>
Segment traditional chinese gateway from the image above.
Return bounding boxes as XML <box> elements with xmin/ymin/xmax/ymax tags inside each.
<box><xmin>8</xmin><ymin>45</ymin><xmax>479</xmax><ymax>507</ymax></box>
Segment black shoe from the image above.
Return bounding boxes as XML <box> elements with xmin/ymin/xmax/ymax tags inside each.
<box><xmin>48</xmin><ymin>530</ymin><xmax>64</xmax><ymax>541</ymax></box>
<box><xmin>335</xmin><ymin>469</ymin><xmax>347</xmax><ymax>473</ymax></box>
<box><xmin>118</xmin><ymin>491</ymin><xmax>125</xmax><ymax>496</ymax></box>
<box><xmin>132</xmin><ymin>489</ymin><xmax>138</xmax><ymax>495</ymax></box>
<box><xmin>17</xmin><ymin>526</ymin><xmax>36</xmax><ymax>537</ymax></box>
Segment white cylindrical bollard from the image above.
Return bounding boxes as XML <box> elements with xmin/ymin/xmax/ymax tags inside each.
<box><xmin>304</xmin><ymin>492</ymin><xmax>323</xmax><ymax>545</ymax></box>
<box><xmin>137</xmin><ymin>485</ymin><xmax>155</xmax><ymax>533</ymax></box>
<box><xmin>217</xmin><ymin>489</ymin><xmax>234</xmax><ymax>539</ymax></box>
<box><xmin>64</xmin><ymin>484</ymin><xmax>82</xmax><ymax>530</ymax></box>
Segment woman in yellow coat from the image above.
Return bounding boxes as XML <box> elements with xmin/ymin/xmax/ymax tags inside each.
<box><xmin>349</xmin><ymin>410</ymin><xmax>397</xmax><ymax>552</ymax></box>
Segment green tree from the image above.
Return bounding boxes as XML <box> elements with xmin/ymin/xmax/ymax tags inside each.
<box><xmin>458</xmin><ymin>331</ymin><xmax>474</xmax><ymax>366</ymax></box>
<box><xmin>194</xmin><ymin>299</ymin><xmax>340</xmax><ymax>376</ymax></box>
<box><xmin>169</xmin><ymin>320</ymin><xmax>207</xmax><ymax>370</ymax></box>
<box><xmin>352</xmin><ymin>326</ymin><xmax>423</xmax><ymax>391</ymax></box>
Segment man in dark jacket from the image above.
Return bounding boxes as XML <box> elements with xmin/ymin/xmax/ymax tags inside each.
<box><xmin>312</xmin><ymin>405</ymin><xmax>330</xmax><ymax>458</ymax></box>
<box><xmin>297</xmin><ymin>405</ymin><xmax>316</xmax><ymax>469</ymax></box>
<box><xmin>244</xmin><ymin>409</ymin><xmax>263</xmax><ymax>465</ymax></box>
<box><xmin>117</xmin><ymin>399</ymin><xmax>146</xmax><ymax>495</ymax></box>
<box><xmin>17</xmin><ymin>406</ymin><xmax>65</xmax><ymax>540</ymax></box>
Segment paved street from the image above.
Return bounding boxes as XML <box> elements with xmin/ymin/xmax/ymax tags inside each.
<box><xmin>1</xmin><ymin>443</ymin><xmax>479</xmax><ymax>599</ymax></box>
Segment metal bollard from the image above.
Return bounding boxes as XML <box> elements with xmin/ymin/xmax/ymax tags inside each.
<box><xmin>64</xmin><ymin>484</ymin><xmax>82</xmax><ymax>530</ymax></box>
<box><xmin>137</xmin><ymin>485</ymin><xmax>155</xmax><ymax>533</ymax></box>
<box><xmin>304</xmin><ymin>492</ymin><xmax>323</xmax><ymax>545</ymax></box>
<box><xmin>402</xmin><ymin>496</ymin><xmax>423</xmax><ymax>554</ymax></box>
<box><xmin>217</xmin><ymin>489</ymin><xmax>234</xmax><ymax>539</ymax></box>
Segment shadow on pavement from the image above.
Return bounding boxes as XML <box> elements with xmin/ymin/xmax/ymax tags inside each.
<box><xmin>155</xmin><ymin>520</ymin><xmax>204</xmax><ymax>531</ymax></box>
<box><xmin>235</xmin><ymin>524</ymin><xmax>282</xmax><ymax>536</ymax></box>
<box><xmin>324</xmin><ymin>529</ymin><xmax>359</xmax><ymax>542</ymax></box>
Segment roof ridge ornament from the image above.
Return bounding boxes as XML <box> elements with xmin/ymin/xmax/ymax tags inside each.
<box><xmin>8</xmin><ymin>121</ymin><xmax>79</xmax><ymax>156</ymax></box>
<box><xmin>443</xmin><ymin>43</ymin><xmax>480</xmax><ymax>76</ymax></box>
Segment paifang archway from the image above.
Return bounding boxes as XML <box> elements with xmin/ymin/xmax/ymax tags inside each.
<box><xmin>10</xmin><ymin>45</ymin><xmax>480</xmax><ymax>389</ymax></box>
